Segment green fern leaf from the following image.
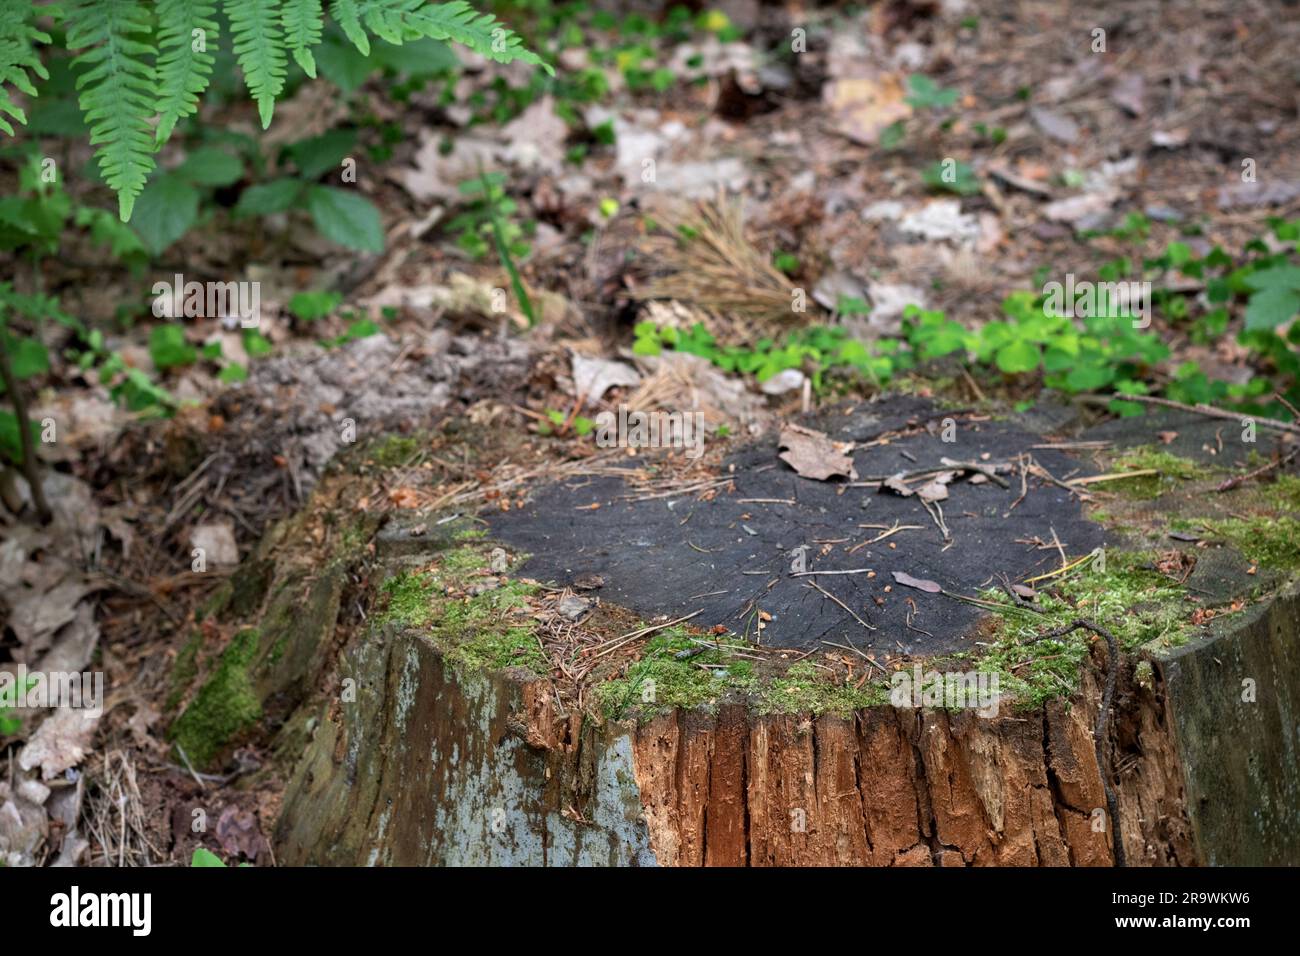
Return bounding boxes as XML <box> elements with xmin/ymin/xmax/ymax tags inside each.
<box><xmin>282</xmin><ymin>0</ymin><xmax>323</xmax><ymax>78</ymax></box>
<box><xmin>155</xmin><ymin>0</ymin><xmax>219</xmax><ymax>144</ymax></box>
<box><xmin>329</xmin><ymin>0</ymin><xmax>369</xmax><ymax>57</ymax></box>
<box><xmin>405</xmin><ymin>2</ymin><xmax>551</xmax><ymax>74</ymax></box>
<box><xmin>0</xmin><ymin>0</ymin><xmax>53</xmax><ymax>135</ymax></box>
<box><xmin>342</xmin><ymin>2</ymin><xmax>551</xmax><ymax>74</ymax></box>
<box><xmin>66</xmin><ymin>0</ymin><xmax>157</xmax><ymax>221</ymax></box>
<box><xmin>224</xmin><ymin>0</ymin><xmax>287</xmax><ymax>128</ymax></box>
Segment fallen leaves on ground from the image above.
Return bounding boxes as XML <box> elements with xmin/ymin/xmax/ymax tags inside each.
<box><xmin>778</xmin><ymin>424</ymin><xmax>858</xmax><ymax>481</ymax></box>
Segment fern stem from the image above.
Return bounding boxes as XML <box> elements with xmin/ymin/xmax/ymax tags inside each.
<box><xmin>0</xmin><ymin>328</ymin><xmax>51</xmax><ymax>523</ymax></box>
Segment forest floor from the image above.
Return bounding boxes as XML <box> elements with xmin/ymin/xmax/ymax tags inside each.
<box><xmin>3</xmin><ymin>0</ymin><xmax>1300</xmax><ymax>866</ymax></box>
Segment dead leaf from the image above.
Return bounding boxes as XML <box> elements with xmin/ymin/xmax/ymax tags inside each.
<box><xmin>899</xmin><ymin>200</ymin><xmax>981</xmax><ymax>243</ymax></box>
<box><xmin>7</xmin><ymin>578</ymin><xmax>95</xmax><ymax>657</ymax></box>
<box><xmin>1111</xmin><ymin>73</ymin><xmax>1145</xmax><ymax>116</ymax></box>
<box><xmin>18</xmin><ymin>708</ymin><xmax>99</xmax><ymax>780</ymax></box>
<box><xmin>389</xmin><ymin>487</ymin><xmax>421</xmax><ymax>508</ymax></box>
<box><xmin>891</xmin><ymin>571</ymin><xmax>942</xmax><ymax>593</ymax></box>
<box><xmin>881</xmin><ymin>473</ymin><xmax>915</xmax><ymax>497</ymax></box>
<box><xmin>1043</xmin><ymin>190</ymin><xmax>1119</xmax><ymax>225</ymax></box>
<box><xmin>825</xmin><ymin>71</ymin><xmax>912</xmax><ymax>145</ymax></box>
<box><xmin>395</xmin><ymin>133</ymin><xmax>498</xmax><ymax>202</ymax></box>
<box><xmin>917</xmin><ymin>472</ymin><xmax>956</xmax><ymax>503</ymax></box>
<box><xmin>190</xmin><ymin>522</ymin><xmax>239</xmax><ymax>567</ymax></box>
<box><xmin>1030</xmin><ymin>106</ymin><xmax>1080</xmax><ymax>144</ymax></box>
<box><xmin>778</xmin><ymin>425</ymin><xmax>858</xmax><ymax>481</ymax></box>
<box><xmin>500</xmin><ymin>95</ymin><xmax>568</xmax><ymax>173</ymax></box>
<box><xmin>216</xmin><ymin>804</ymin><xmax>268</xmax><ymax>863</ymax></box>
<box><xmin>571</xmin><ymin>354</ymin><xmax>641</xmax><ymax>407</ymax></box>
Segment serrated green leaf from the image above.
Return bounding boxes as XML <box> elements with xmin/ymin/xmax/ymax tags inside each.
<box><xmin>1245</xmin><ymin>265</ymin><xmax>1300</xmax><ymax>292</ymax></box>
<box><xmin>225</xmin><ymin>0</ymin><xmax>287</xmax><ymax>128</ymax></box>
<box><xmin>234</xmin><ymin>178</ymin><xmax>305</xmax><ymax>217</ymax></box>
<box><xmin>176</xmin><ymin>147</ymin><xmax>244</xmax><ymax>187</ymax></box>
<box><xmin>66</xmin><ymin>0</ymin><xmax>158</xmax><ymax>220</ymax></box>
<box><xmin>1244</xmin><ymin>287</ymin><xmax>1300</xmax><ymax>331</ymax></box>
<box><xmin>281</xmin><ymin>0</ymin><xmax>324</xmax><ymax>78</ymax></box>
<box><xmin>286</xmin><ymin>129</ymin><xmax>357</xmax><ymax>180</ymax></box>
<box><xmin>305</xmin><ymin>185</ymin><xmax>384</xmax><ymax>251</ymax></box>
<box><xmin>155</xmin><ymin>0</ymin><xmax>219</xmax><ymax>143</ymax></box>
<box><xmin>993</xmin><ymin>339</ymin><xmax>1040</xmax><ymax>374</ymax></box>
<box><xmin>131</xmin><ymin>173</ymin><xmax>199</xmax><ymax>254</ymax></box>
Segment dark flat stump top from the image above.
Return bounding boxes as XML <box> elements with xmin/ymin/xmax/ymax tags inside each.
<box><xmin>490</xmin><ymin>398</ymin><xmax>1104</xmax><ymax>654</ymax></box>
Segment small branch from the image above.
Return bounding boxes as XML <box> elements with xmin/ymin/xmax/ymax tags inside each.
<box><xmin>1079</xmin><ymin>393</ymin><xmax>1300</xmax><ymax>436</ymax></box>
<box><xmin>803</xmin><ymin>579</ymin><xmax>877</xmax><ymax>631</ymax></box>
<box><xmin>1217</xmin><ymin>447</ymin><xmax>1300</xmax><ymax>492</ymax></box>
<box><xmin>0</xmin><ymin>329</ymin><xmax>51</xmax><ymax>523</ymax></box>
<box><xmin>1027</xmin><ymin>618</ymin><xmax>1126</xmax><ymax>868</ymax></box>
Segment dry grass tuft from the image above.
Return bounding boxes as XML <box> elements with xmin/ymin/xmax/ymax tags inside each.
<box><xmin>633</xmin><ymin>197</ymin><xmax>803</xmax><ymax>339</ymax></box>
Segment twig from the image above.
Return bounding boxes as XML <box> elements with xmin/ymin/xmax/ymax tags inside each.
<box><xmin>1079</xmin><ymin>393</ymin><xmax>1299</xmax><ymax>436</ymax></box>
<box><xmin>791</xmin><ymin>568</ymin><xmax>874</xmax><ymax>577</ymax></box>
<box><xmin>173</xmin><ymin>743</ymin><xmax>206</xmax><ymax>792</ymax></box>
<box><xmin>939</xmin><ymin>457</ymin><xmax>1011</xmax><ymax>488</ymax></box>
<box><xmin>804</xmin><ymin>580</ymin><xmax>877</xmax><ymax>631</ymax></box>
<box><xmin>1216</xmin><ymin>446</ymin><xmax>1300</xmax><ymax>492</ymax></box>
<box><xmin>1068</xmin><ymin>469</ymin><xmax>1158</xmax><ymax>486</ymax></box>
<box><xmin>1025</xmin><ymin>618</ymin><xmax>1126</xmax><ymax>868</ymax></box>
<box><xmin>589</xmin><ymin>610</ymin><xmax>704</xmax><ymax>660</ymax></box>
<box><xmin>820</xmin><ymin>639</ymin><xmax>887</xmax><ymax>674</ymax></box>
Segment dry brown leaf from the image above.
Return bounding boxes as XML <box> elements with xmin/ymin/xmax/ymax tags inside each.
<box><xmin>824</xmin><ymin>71</ymin><xmax>912</xmax><ymax>145</ymax></box>
<box><xmin>778</xmin><ymin>425</ymin><xmax>857</xmax><ymax>481</ymax></box>
<box><xmin>891</xmin><ymin>571</ymin><xmax>942</xmax><ymax>594</ymax></box>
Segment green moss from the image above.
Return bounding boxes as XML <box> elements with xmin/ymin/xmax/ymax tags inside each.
<box><xmin>1107</xmin><ymin>447</ymin><xmax>1208</xmax><ymax>499</ymax></box>
<box><xmin>449</xmin><ymin>625</ymin><xmax>547</xmax><ymax>673</ymax></box>
<box><xmin>759</xmin><ymin>660</ymin><xmax>888</xmax><ymax>717</ymax></box>
<box><xmin>378</xmin><ymin>545</ymin><xmax>547</xmax><ymax>677</ymax></box>
<box><xmin>968</xmin><ymin>550</ymin><xmax>1192</xmax><ymax>710</ymax></box>
<box><xmin>380</xmin><ymin>571</ymin><xmax>440</xmax><ymax>628</ymax></box>
<box><xmin>369</xmin><ymin>434</ymin><xmax>422</xmax><ymax>468</ymax></box>
<box><xmin>1260</xmin><ymin>474</ymin><xmax>1300</xmax><ymax>512</ymax></box>
<box><xmin>595</xmin><ymin>629</ymin><xmax>758</xmax><ymax>720</ymax></box>
<box><xmin>196</xmin><ymin>582</ymin><xmax>232</xmax><ymax>623</ymax></box>
<box><xmin>1201</xmin><ymin>516</ymin><xmax>1300</xmax><ymax>569</ymax></box>
<box><xmin>169</xmin><ymin>628</ymin><xmax>263</xmax><ymax>768</ymax></box>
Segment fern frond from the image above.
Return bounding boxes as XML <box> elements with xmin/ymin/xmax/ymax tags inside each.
<box><xmin>154</xmin><ymin>0</ymin><xmax>219</xmax><ymax>144</ymax></box>
<box><xmin>0</xmin><ymin>0</ymin><xmax>53</xmax><ymax>135</ymax></box>
<box><xmin>281</xmin><ymin>0</ymin><xmax>323</xmax><ymax>78</ymax></box>
<box><xmin>329</xmin><ymin>0</ymin><xmax>370</xmax><ymax>57</ymax></box>
<box><xmin>224</xmin><ymin>0</ymin><xmax>286</xmax><ymax>128</ymax></box>
<box><xmin>66</xmin><ymin>0</ymin><xmax>156</xmax><ymax>221</ymax></box>
<box><xmin>341</xmin><ymin>2</ymin><xmax>552</xmax><ymax>74</ymax></box>
<box><xmin>405</xmin><ymin>2</ymin><xmax>551</xmax><ymax>74</ymax></box>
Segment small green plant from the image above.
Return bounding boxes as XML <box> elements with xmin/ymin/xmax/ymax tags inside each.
<box><xmin>288</xmin><ymin>289</ymin><xmax>344</xmax><ymax>322</ymax></box>
<box><xmin>922</xmin><ymin>158</ymin><xmax>980</xmax><ymax>196</ymax></box>
<box><xmin>537</xmin><ymin>407</ymin><xmax>594</xmax><ymax>437</ymax></box>
<box><xmin>0</xmin><ymin>674</ymin><xmax>36</xmax><ymax>734</ymax></box>
<box><xmin>449</xmin><ymin>167</ymin><xmax>536</xmax><ymax>324</ymax></box>
<box><xmin>904</xmin><ymin>74</ymin><xmax>959</xmax><ymax>111</ymax></box>
<box><xmin>191</xmin><ymin>846</ymin><xmax>252</xmax><ymax>866</ymax></box>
